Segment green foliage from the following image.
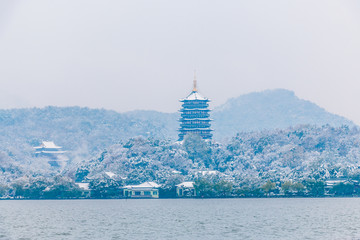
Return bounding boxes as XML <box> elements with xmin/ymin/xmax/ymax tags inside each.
<box><xmin>183</xmin><ymin>133</ymin><xmax>212</xmax><ymax>167</ymax></box>
<box><xmin>9</xmin><ymin>176</ymin><xmax>84</xmax><ymax>199</ymax></box>
<box><xmin>89</xmin><ymin>178</ymin><xmax>123</xmax><ymax>198</ymax></box>
<box><xmin>304</xmin><ymin>180</ymin><xmax>325</xmax><ymax>197</ymax></box>
<box><xmin>261</xmin><ymin>180</ymin><xmax>276</xmax><ymax>194</ymax></box>
<box><xmin>75</xmin><ymin>168</ymin><xmax>90</xmax><ymax>182</ymax></box>
<box><xmin>280</xmin><ymin>181</ymin><xmax>305</xmax><ymax>196</ymax></box>
<box><xmin>233</xmin><ymin>187</ymin><xmax>263</xmax><ymax>197</ymax></box>
<box><xmin>292</xmin><ymin>182</ymin><xmax>305</xmax><ymax>194</ymax></box>
<box><xmin>214</xmin><ymin>180</ymin><xmax>233</xmax><ymax>197</ymax></box>
<box><xmin>42</xmin><ymin>177</ymin><xmax>83</xmax><ymax>199</ymax></box>
<box><xmin>194</xmin><ymin>178</ymin><xmax>214</xmax><ymax>197</ymax></box>
<box><xmin>281</xmin><ymin>181</ymin><xmax>293</xmax><ymax>195</ymax></box>
<box><xmin>159</xmin><ymin>187</ymin><xmax>177</xmax><ymax>198</ymax></box>
<box><xmin>194</xmin><ymin>175</ymin><xmax>233</xmax><ymax>198</ymax></box>
<box><xmin>330</xmin><ymin>182</ymin><xmax>354</xmax><ymax>196</ymax></box>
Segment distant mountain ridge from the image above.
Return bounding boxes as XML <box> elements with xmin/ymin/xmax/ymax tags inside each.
<box><xmin>212</xmin><ymin>89</ymin><xmax>354</xmax><ymax>138</ymax></box>
<box><xmin>0</xmin><ymin>89</ymin><xmax>355</xmax><ymax>159</ymax></box>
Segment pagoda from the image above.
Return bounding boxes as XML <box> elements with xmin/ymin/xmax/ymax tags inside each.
<box><xmin>178</xmin><ymin>74</ymin><xmax>213</xmax><ymax>141</ymax></box>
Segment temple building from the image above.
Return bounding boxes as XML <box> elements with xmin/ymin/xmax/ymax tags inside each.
<box><xmin>178</xmin><ymin>75</ymin><xmax>213</xmax><ymax>141</ymax></box>
<box><xmin>34</xmin><ymin>141</ymin><xmax>66</xmax><ymax>158</ymax></box>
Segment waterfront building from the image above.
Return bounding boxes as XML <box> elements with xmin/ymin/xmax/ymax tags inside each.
<box><xmin>178</xmin><ymin>75</ymin><xmax>213</xmax><ymax>141</ymax></box>
<box><xmin>123</xmin><ymin>182</ymin><xmax>160</xmax><ymax>198</ymax></box>
<box><xmin>176</xmin><ymin>181</ymin><xmax>197</xmax><ymax>197</ymax></box>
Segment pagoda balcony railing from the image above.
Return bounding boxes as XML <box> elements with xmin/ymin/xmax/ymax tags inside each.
<box><xmin>179</xmin><ymin>118</ymin><xmax>212</xmax><ymax>122</ymax></box>
<box><xmin>181</xmin><ymin>103</ymin><xmax>209</xmax><ymax>109</ymax></box>
<box><xmin>180</xmin><ymin>108</ymin><xmax>210</xmax><ymax>112</ymax></box>
<box><xmin>180</xmin><ymin>120</ymin><xmax>211</xmax><ymax>124</ymax></box>
<box><xmin>178</xmin><ymin>127</ymin><xmax>213</xmax><ymax>131</ymax></box>
<box><xmin>180</xmin><ymin>123</ymin><xmax>211</xmax><ymax>128</ymax></box>
<box><xmin>180</xmin><ymin>113</ymin><xmax>210</xmax><ymax>118</ymax></box>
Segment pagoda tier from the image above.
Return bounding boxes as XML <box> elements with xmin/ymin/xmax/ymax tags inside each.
<box><xmin>178</xmin><ymin>77</ymin><xmax>213</xmax><ymax>141</ymax></box>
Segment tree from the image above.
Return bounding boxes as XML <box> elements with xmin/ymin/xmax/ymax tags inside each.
<box><xmin>292</xmin><ymin>182</ymin><xmax>305</xmax><ymax>195</ymax></box>
<box><xmin>194</xmin><ymin>178</ymin><xmax>214</xmax><ymax>197</ymax></box>
<box><xmin>214</xmin><ymin>180</ymin><xmax>233</xmax><ymax>197</ymax></box>
<box><xmin>330</xmin><ymin>182</ymin><xmax>354</xmax><ymax>196</ymax></box>
<box><xmin>42</xmin><ymin>176</ymin><xmax>83</xmax><ymax>199</ymax></box>
<box><xmin>262</xmin><ymin>181</ymin><xmax>276</xmax><ymax>196</ymax></box>
<box><xmin>304</xmin><ymin>180</ymin><xmax>325</xmax><ymax>197</ymax></box>
<box><xmin>281</xmin><ymin>181</ymin><xmax>292</xmax><ymax>195</ymax></box>
<box><xmin>183</xmin><ymin>133</ymin><xmax>212</xmax><ymax>167</ymax></box>
<box><xmin>89</xmin><ymin>177</ymin><xmax>123</xmax><ymax>198</ymax></box>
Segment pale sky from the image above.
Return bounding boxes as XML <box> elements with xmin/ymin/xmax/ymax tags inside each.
<box><xmin>1</xmin><ymin>1</ymin><xmax>360</xmax><ymax>124</ymax></box>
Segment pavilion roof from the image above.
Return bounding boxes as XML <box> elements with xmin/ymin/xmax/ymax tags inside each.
<box><xmin>34</xmin><ymin>141</ymin><xmax>62</xmax><ymax>149</ymax></box>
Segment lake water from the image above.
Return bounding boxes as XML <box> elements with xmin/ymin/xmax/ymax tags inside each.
<box><xmin>0</xmin><ymin>198</ymin><xmax>360</xmax><ymax>240</ymax></box>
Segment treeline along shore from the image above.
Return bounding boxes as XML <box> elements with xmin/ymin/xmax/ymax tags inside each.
<box><xmin>1</xmin><ymin>176</ymin><xmax>359</xmax><ymax>199</ymax></box>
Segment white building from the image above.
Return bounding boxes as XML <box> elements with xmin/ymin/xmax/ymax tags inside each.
<box><xmin>123</xmin><ymin>182</ymin><xmax>160</xmax><ymax>198</ymax></box>
<box><xmin>176</xmin><ymin>181</ymin><xmax>197</xmax><ymax>197</ymax></box>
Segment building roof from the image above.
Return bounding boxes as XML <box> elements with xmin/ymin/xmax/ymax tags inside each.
<box><xmin>105</xmin><ymin>172</ymin><xmax>116</xmax><ymax>178</ymax></box>
<box><xmin>76</xmin><ymin>182</ymin><xmax>90</xmax><ymax>191</ymax></box>
<box><xmin>176</xmin><ymin>181</ymin><xmax>195</xmax><ymax>188</ymax></box>
<box><xmin>124</xmin><ymin>181</ymin><xmax>160</xmax><ymax>189</ymax></box>
<box><xmin>197</xmin><ymin>170</ymin><xmax>218</xmax><ymax>176</ymax></box>
<box><xmin>34</xmin><ymin>141</ymin><xmax>62</xmax><ymax>149</ymax></box>
<box><xmin>181</xmin><ymin>91</ymin><xmax>209</xmax><ymax>101</ymax></box>
<box><xmin>325</xmin><ymin>179</ymin><xmax>348</xmax><ymax>186</ymax></box>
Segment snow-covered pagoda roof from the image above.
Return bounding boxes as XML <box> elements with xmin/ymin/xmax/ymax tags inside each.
<box><xmin>181</xmin><ymin>90</ymin><xmax>209</xmax><ymax>101</ymax></box>
<box><xmin>34</xmin><ymin>141</ymin><xmax>62</xmax><ymax>149</ymax></box>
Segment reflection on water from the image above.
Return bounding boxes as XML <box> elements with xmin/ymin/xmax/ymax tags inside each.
<box><xmin>0</xmin><ymin>198</ymin><xmax>360</xmax><ymax>240</ymax></box>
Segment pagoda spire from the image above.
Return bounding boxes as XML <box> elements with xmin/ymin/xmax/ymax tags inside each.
<box><xmin>193</xmin><ymin>70</ymin><xmax>197</xmax><ymax>92</ymax></box>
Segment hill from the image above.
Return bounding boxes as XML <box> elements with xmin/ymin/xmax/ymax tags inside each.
<box><xmin>212</xmin><ymin>89</ymin><xmax>354</xmax><ymax>139</ymax></box>
<box><xmin>0</xmin><ymin>107</ymin><xmax>177</xmax><ymax>159</ymax></box>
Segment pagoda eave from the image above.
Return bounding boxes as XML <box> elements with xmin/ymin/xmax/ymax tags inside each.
<box><xmin>179</xmin><ymin>128</ymin><xmax>213</xmax><ymax>131</ymax></box>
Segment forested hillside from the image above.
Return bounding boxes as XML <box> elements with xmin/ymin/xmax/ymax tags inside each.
<box><xmin>74</xmin><ymin>125</ymin><xmax>360</xmax><ymax>186</ymax></box>
<box><xmin>2</xmin><ymin>125</ymin><xmax>360</xmax><ymax>198</ymax></box>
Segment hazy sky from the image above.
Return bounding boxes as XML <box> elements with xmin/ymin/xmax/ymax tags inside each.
<box><xmin>1</xmin><ymin>1</ymin><xmax>360</xmax><ymax>123</ymax></box>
